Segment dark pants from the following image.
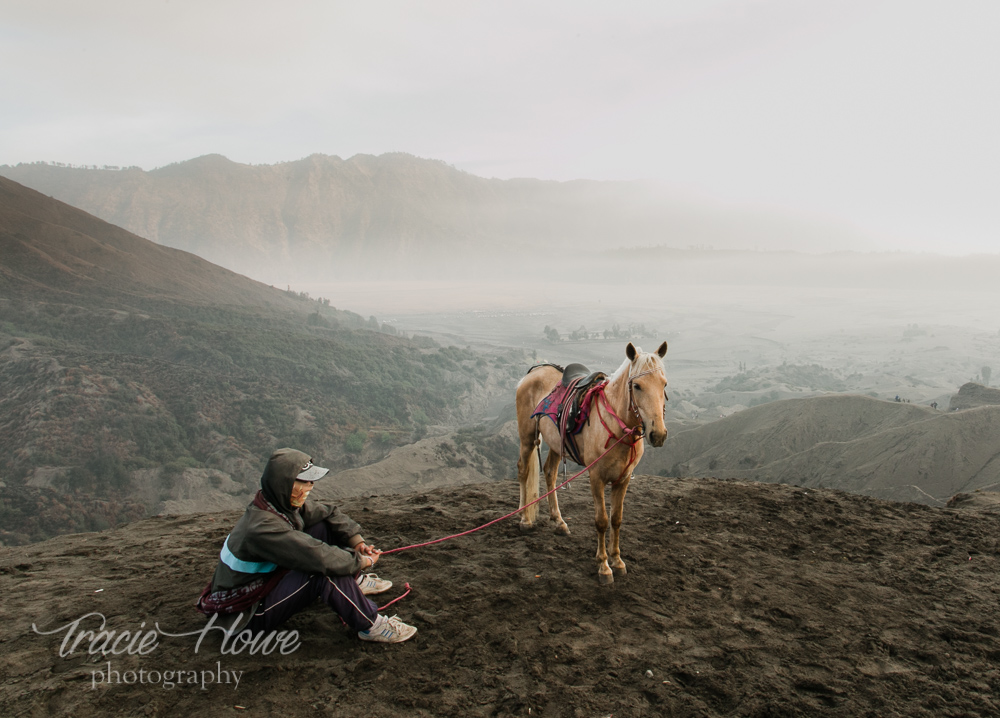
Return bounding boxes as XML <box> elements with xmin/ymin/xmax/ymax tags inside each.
<box><xmin>247</xmin><ymin>522</ymin><xmax>378</xmax><ymax>633</ymax></box>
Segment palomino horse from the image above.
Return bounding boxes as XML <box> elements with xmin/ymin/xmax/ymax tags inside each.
<box><xmin>515</xmin><ymin>342</ymin><xmax>668</xmax><ymax>584</ymax></box>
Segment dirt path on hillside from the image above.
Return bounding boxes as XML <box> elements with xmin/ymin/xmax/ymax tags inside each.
<box><xmin>2</xmin><ymin>476</ymin><xmax>999</xmax><ymax>717</ymax></box>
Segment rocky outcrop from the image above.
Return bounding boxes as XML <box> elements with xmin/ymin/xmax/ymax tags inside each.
<box><xmin>948</xmin><ymin>381</ymin><xmax>1000</xmax><ymax>411</ymax></box>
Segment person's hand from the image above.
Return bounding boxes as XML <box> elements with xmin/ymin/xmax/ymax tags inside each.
<box><xmin>362</xmin><ymin>552</ymin><xmax>380</xmax><ymax>569</ymax></box>
<box><xmin>356</xmin><ymin>542</ymin><xmax>382</xmax><ymax>557</ymax></box>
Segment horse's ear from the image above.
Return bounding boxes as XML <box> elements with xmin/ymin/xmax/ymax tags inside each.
<box><xmin>626</xmin><ymin>343</ymin><xmax>637</xmax><ymax>361</ymax></box>
<box><xmin>656</xmin><ymin>341</ymin><xmax>668</xmax><ymax>358</ymax></box>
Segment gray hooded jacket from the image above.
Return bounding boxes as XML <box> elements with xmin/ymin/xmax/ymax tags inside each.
<box><xmin>210</xmin><ymin>448</ymin><xmax>367</xmax><ymax>595</ymax></box>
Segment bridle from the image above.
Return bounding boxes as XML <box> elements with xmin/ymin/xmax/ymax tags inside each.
<box><xmin>625</xmin><ymin>366</ymin><xmax>668</xmax><ymax>434</ymax></box>
<box><xmin>589</xmin><ymin>363</ymin><xmax>667</xmax><ymax>484</ymax></box>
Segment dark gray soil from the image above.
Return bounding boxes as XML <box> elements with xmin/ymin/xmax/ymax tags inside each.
<box><xmin>3</xmin><ymin>475</ymin><xmax>1000</xmax><ymax>717</ymax></box>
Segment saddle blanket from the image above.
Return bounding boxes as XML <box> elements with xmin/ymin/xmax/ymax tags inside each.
<box><xmin>531</xmin><ymin>383</ymin><xmax>571</xmax><ymax>425</ymax></box>
<box><xmin>531</xmin><ymin>380</ymin><xmax>604</xmax><ymax>465</ymax></box>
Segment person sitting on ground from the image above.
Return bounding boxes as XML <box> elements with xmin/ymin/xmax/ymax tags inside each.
<box><xmin>196</xmin><ymin>447</ymin><xmax>416</xmax><ymax>643</ymax></box>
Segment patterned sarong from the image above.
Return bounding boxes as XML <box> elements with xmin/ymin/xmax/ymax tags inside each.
<box><xmin>195</xmin><ymin>570</ymin><xmax>288</xmax><ymax>615</ymax></box>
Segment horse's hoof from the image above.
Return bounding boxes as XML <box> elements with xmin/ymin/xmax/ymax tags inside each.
<box><xmin>519</xmin><ymin>522</ymin><xmax>535</xmax><ymax>533</ymax></box>
<box><xmin>613</xmin><ymin>564</ymin><xmax>628</xmax><ymax>577</ymax></box>
<box><xmin>598</xmin><ymin>572</ymin><xmax>615</xmax><ymax>586</ymax></box>
<box><xmin>554</xmin><ymin>523</ymin><xmax>570</xmax><ymax>536</ymax></box>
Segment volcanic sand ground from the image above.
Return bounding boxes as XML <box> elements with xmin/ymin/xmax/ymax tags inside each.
<box><xmin>3</xmin><ymin>476</ymin><xmax>1000</xmax><ymax>717</ymax></box>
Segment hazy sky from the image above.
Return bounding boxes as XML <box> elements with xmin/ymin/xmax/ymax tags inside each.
<box><xmin>3</xmin><ymin>1</ymin><xmax>998</xmax><ymax>254</ymax></box>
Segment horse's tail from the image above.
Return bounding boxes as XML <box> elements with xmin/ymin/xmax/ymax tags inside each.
<box><xmin>523</xmin><ymin>440</ymin><xmax>541</xmax><ymax>524</ymax></box>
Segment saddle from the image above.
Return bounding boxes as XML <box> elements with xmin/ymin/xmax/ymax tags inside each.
<box><xmin>528</xmin><ymin>362</ymin><xmax>607</xmax><ymax>465</ymax></box>
<box><xmin>560</xmin><ymin>362</ymin><xmax>604</xmax><ymax>389</ymax></box>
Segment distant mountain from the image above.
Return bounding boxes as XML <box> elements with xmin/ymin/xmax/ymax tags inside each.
<box><xmin>639</xmin><ymin>394</ymin><xmax>1000</xmax><ymax>505</ymax></box>
<box><xmin>0</xmin><ymin>177</ymin><xmax>521</xmax><ymax>544</ymax></box>
<box><xmin>0</xmin><ymin>154</ymin><xmax>870</xmax><ymax>281</ymax></box>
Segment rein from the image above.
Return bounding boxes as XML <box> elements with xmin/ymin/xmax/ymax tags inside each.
<box><xmin>373</xmin><ymin>364</ymin><xmax>664</xmax><ymax>609</ymax></box>
<box><xmin>380</xmin><ymin>428</ymin><xmax>636</xmax><ymax>556</ymax></box>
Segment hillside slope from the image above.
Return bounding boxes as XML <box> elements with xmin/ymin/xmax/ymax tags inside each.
<box><xmin>0</xmin><ymin>176</ymin><xmax>298</xmax><ymax>309</ymax></box>
<box><xmin>639</xmin><ymin>394</ymin><xmax>1000</xmax><ymax>505</ymax></box>
<box><xmin>0</xmin><ymin>177</ymin><xmax>521</xmax><ymax>544</ymax></box>
<box><xmin>2</xmin><ymin>476</ymin><xmax>999</xmax><ymax>717</ymax></box>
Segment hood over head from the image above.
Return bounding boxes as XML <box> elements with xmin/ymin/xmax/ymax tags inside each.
<box><xmin>259</xmin><ymin>448</ymin><xmax>327</xmax><ymax>516</ymax></box>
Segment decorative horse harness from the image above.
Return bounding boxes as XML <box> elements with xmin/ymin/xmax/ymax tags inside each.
<box><xmin>529</xmin><ymin>362</ymin><xmax>662</xmax><ymax>483</ymax></box>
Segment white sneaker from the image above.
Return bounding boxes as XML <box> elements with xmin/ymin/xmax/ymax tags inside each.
<box><xmin>356</xmin><ymin>573</ymin><xmax>393</xmax><ymax>595</ymax></box>
<box><xmin>358</xmin><ymin>614</ymin><xmax>417</xmax><ymax>643</ymax></box>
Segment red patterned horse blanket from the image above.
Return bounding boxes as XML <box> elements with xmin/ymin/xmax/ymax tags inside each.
<box><xmin>531</xmin><ymin>378</ymin><xmax>605</xmax><ymax>466</ymax></box>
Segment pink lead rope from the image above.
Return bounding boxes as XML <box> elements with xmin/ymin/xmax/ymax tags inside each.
<box><xmin>380</xmin><ymin>427</ymin><xmax>638</xmax><ymax>557</ymax></box>
<box><xmin>378</xmin><ymin>582</ymin><xmax>411</xmax><ymax>611</ymax></box>
<box><xmin>372</xmin><ymin>375</ymin><xmax>648</xmax><ymax>610</ymax></box>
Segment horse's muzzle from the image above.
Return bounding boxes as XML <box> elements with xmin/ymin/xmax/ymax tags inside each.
<box><xmin>648</xmin><ymin>428</ymin><xmax>667</xmax><ymax>447</ymax></box>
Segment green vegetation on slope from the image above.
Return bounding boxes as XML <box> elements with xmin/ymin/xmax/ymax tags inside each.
<box><xmin>0</xmin><ymin>297</ymin><xmax>525</xmax><ymax>544</ymax></box>
<box><xmin>0</xmin><ymin>175</ymin><xmax>528</xmax><ymax>545</ymax></box>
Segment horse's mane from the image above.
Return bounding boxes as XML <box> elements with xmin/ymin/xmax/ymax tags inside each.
<box><xmin>608</xmin><ymin>346</ymin><xmax>665</xmax><ymax>383</ymax></box>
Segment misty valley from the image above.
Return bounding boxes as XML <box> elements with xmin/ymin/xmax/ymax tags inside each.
<box><xmin>8</xmin><ymin>3</ymin><xmax>1000</xmax><ymax>713</ymax></box>
<box><xmin>3</xmin><ymin>161</ymin><xmax>1000</xmax><ymax>718</ymax></box>
<box><xmin>2</xmin><ymin>165</ymin><xmax>998</xmax><ymax>545</ymax></box>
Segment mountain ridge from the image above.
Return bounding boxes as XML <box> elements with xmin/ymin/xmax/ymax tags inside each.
<box><xmin>0</xmin><ymin>154</ymin><xmax>871</xmax><ymax>281</ymax></box>
<box><xmin>0</xmin><ymin>176</ymin><xmax>299</xmax><ymax>309</ymax></box>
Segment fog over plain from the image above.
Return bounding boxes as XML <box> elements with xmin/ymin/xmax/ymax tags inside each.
<box><xmin>2</xmin><ymin>1</ymin><xmax>998</xmax><ymax>429</ymax></box>
<box><xmin>3</xmin><ymin>1</ymin><xmax>1000</xmax><ymax>254</ymax></box>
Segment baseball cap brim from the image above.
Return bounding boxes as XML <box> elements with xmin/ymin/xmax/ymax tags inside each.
<box><xmin>297</xmin><ymin>464</ymin><xmax>329</xmax><ymax>482</ymax></box>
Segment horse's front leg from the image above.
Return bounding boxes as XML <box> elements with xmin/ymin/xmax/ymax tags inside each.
<box><xmin>543</xmin><ymin>449</ymin><xmax>570</xmax><ymax>535</ymax></box>
<box><xmin>609</xmin><ymin>473</ymin><xmax>632</xmax><ymax>576</ymax></box>
<box><xmin>590</xmin><ymin>474</ymin><xmax>613</xmax><ymax>584</ymax></box>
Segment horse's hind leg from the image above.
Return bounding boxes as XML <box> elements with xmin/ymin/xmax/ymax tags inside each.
<box><xmin>609</xmin><ymin>474</ymin><xmax>632</xmax><ymax>576</ymax></box>
<box><xmin>543</xmin><ymin>450</ymin><xmax>570</xmax><ymax>535</ymax></box>
<box><xmin>517</xmin><ymin>436</ymin><xmax>541</xmax><ymax>531</ymax></box>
